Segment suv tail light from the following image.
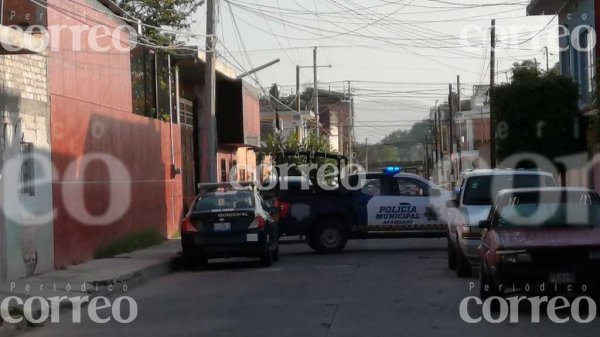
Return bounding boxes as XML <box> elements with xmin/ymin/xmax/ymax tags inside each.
<box><xmin>249</xmin><ymin>216</ymin><xmax>266</xmax><ymax>230</ymax></box>
<box><xmin>181</xmin><ymin>217</ymin><xmax>197</xmax><ymax>233</ymax></box>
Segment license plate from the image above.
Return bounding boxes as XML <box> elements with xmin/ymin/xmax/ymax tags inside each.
<box><xmin>549</xmin><ymin>273</ymin><xmax>576</xmax><ymax>284</ymax></box>
<box><xmin>214</xmin><ymin>223</ymin><xmax>231</xmax><ymax>232</ymax></box>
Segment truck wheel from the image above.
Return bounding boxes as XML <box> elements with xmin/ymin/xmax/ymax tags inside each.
<box><xmin>456</xmin><ymin>249</ymin><xmax>472</xmax><ymax>278</ymax></box>
<box><xmin>447</xmin><ymin>236</ymin><xmax>457</xmax><ymax>270</ymax></box>
<box><xmin>306</xmin><ymin>235</ymin><xmax>318</xmax><ymax>251</ymax></box>
<box><xmin>311</xmin><ymin>219</ymin><xmax>348</xmax><ymax>254</ymax></box>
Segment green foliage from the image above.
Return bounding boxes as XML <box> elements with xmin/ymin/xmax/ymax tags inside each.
<box><xmin>492</xmin><ymin>60</ymin><xmax>586</xmax><ymax>170</ymax></box>
<box><xmin>117</xmin><ymin>0</ymin><xmax>204</xmax><ymax>45</ymax></box>
<box><xmin>262</xmin><ymin>132</ymin><xmax>333</xmax><ymax>158</ymax></box>
<box><xmin>94</xmin><ymin>230</ymin><xmax>165</xmax><ymax>259</ymax></box>
<box><xmin>357</xmin><ymin>120</ymin><xmax>431</xmax><ymax>164</ymax></box>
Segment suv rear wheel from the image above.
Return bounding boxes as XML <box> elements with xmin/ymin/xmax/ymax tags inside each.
<box><xmin>311</xmin><ymin>218</ymin><xmax>348</xmax><ymax>254</ymax></box>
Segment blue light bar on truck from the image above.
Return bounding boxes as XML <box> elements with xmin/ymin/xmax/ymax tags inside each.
<box><xmin>383</xmin><ymin>167</ymin><xmax>401</xmax><ymax>175</ymax></box>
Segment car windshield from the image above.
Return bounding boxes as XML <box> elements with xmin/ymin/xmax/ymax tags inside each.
<box><xmin>463</xmin><ymin>174</ymin><xmax>555</xmax><ymax>206</ymax></box>
<box><xmin>194</xmin><ymin>191</ymin><xmax>255</xmax><ymax>212</ymax></box>
<box><xmin>496</xmin><ymin>192</ymin><xmax>600</xmax><ymax>228</ymax></box>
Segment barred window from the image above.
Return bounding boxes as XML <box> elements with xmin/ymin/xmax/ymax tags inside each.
<box><xmin>21</xmin><ymin>142</ymin><xmax>34</xmax><ymax>196</ymax></box>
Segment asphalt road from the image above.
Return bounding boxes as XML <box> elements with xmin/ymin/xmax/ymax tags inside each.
<box><xmin>22</xmin><ymin>239</ymin><xmax>600</xmax><ymax>337</ymax></box>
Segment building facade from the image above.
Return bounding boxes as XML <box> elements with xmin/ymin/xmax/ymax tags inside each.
<box><xmin>528</xmin><ymin>0</ymin><xmax>598</xmax><ymax>108</ymax></box>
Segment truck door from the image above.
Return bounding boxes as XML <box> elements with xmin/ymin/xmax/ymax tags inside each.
<box><xmin>365</xmin><ymin>176</ymin><xmax>443</xmax><ymax>231</ymax></box>
<box><xmin>351</xmin><ymin>175</ymin><xmax>394</xmax><ymax>232</ymax></box>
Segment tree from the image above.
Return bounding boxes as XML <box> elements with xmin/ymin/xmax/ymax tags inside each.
<box><xmin>269</xmin><ymin>84</ymin><xmax>280</xmax><ymax>100</ymax></box>
<box><xmin>117</xmin><ymin>0</ymin><xmax>204</xmax><ymax>45</ymax></box>
<box><xmin>491</xmin><ymin>60</ymin><xmax>586</xmax><ymax>182</ymax></box>
<box><xmin>370</xmin><ymin>120</ymin><xmax>431</xmax><ymax>163</ymax></box>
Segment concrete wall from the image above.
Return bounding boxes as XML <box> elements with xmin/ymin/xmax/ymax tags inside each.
<box><xmin>47</xmin><ymin>0</ymin><xmax>183</xmax><ymax>267</ymax></box>
<box><xmin>0</xmin><ymin>54</ymin><xmax>54</xmax><ymax>280</ymax></box>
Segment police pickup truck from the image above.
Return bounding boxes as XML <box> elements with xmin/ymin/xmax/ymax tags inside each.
<box><xmin>267</xmin><ymin>152</ymin><xmax>452</xmax><ymax>253</ymax></box>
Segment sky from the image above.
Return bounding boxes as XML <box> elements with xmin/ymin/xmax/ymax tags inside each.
<box><xmin>186</xmin><ymin>0</ymin><xmax>561</xmax><ymax>143</ymax></box>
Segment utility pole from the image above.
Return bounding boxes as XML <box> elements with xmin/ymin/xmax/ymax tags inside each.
<box><xmin>490</xmin><ymin>19</ymin><xmax>497</xmax><ymax>168</ymax></box>
<box><xmin>314</xmin><ymin>47</ymin><xmax>320</xmax><ymax>137</ymax></box>
<box><xmin>437</xmin><ymin>107</ymin><xmax>445</xmax><ymax>184</ymax></box>
<box><xmin>432</xmin><ymin>111</ymin><xmax>438</xmax><ymax>164</ymax></box>
<box><xmin>543</xmin><ymin>46</ymin><xmax>549</xmax><ymax>73</ymax></box>
<box><xmin>205</xmin><ymin>0</ymin><xmax>217</xmax><ymax>182</ymax></box>
<box><xmin>457</xmin><ymin>75</ymin><xmax>461</xmax><ymax>112</ymax></box>
<box><xmin>448</xmin><ymin>84</ymin><xmax>454</xmax><ymax>159</ymax></box>
<box><xmin>457</xmin><ymin>75</ymin><xmax>462</xmax><ymax>173</ymax></box>
<box><xmin>365</xmin><ymin>138</ymin><xmax>369</xmax><ymax>172</ymax></box>
<box><xmin>348</xmin><ymin>81</ymin><xmax>354</xmax><ymax>160</ymax></box>
<box><xmin>296</xmin><ymin>65</ymin><xmax>301</xmax><ymax>113</ymax></box>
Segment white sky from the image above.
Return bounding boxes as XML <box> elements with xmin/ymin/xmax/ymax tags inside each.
<box><xmin>188</xmin><ymin>0</ymin><xmax>561</xmax><ymax>143</ymax></box>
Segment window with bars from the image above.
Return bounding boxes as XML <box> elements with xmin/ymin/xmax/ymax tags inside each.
<box><xmin>21</xmin><ymin>142</ymin><xmax>34</xmax><ymax>196</ymax></box>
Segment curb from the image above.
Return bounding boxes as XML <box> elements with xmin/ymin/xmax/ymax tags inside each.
<box><xmin>0</xmin><ymin>255</ymin><xmax>179</xmax><ymax>337</ymax></box>
<box><xmin>92</xmin><ymin>256</ymin><xmax>177</xmax><ymax>297</ymax></box>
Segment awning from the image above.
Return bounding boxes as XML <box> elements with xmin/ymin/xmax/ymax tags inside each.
<box><xmin>0</xmin><ymin>25</ymin><xmax>45</xmax><ymax>55</ymax></box>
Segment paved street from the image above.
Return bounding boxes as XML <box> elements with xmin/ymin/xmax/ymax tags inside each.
<box><xmin>23</xmin><ymin>239</ymin><xmax>600</xmax><ymax>337</ymax></box>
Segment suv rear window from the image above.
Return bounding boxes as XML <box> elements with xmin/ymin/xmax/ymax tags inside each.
<box><xmin>463</xmin><ymin>174</ymin><xmax>556</xmax><ymax>206</ymax></box>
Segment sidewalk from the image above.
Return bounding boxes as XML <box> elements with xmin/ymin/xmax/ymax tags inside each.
<box><xmin>0</xmin><ymin>239</ymin><xmax>181</xmax><ymax>335</ymax></box>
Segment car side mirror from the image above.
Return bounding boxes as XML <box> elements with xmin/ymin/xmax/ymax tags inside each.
<box><xmin>479</xmin><ymin>220</ymin><xmax>491</xmax><ymax>229</ymax></box>
<box><xmin>445</xmin><ymin>199</ymin><xmax>459</xmax><ymax>208</ymax></box>
<box><xmin>430</xmin><ymin>189</ymin><xmax>441</xmax><ymax>197</ymax></box>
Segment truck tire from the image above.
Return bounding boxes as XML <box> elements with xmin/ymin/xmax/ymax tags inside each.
<box><xmin>310</xmin><ymin>218</ymin><xmax>348</xmax><ymax>254</ymax></box>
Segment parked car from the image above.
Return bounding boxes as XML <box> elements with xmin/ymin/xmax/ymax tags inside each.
<box><xmin>478</xmin><ymin>188</ymin><xmax>600</xmax><ymax>299</ymax></box>
<box><xmin>446</xmin><ymin>169</ymin><xmax>557</xmax><ymax>277</ymax></box>
<box><xmin>181</xmin><ymin>182</ymin><xmax>279</xmax><ymax>268</ymax></box>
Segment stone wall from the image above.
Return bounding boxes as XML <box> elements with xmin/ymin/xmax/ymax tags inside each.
<box><xmin>0</xmin><ymin>53</ymin><xmax>54</xmax><ymax>280</ymax></box>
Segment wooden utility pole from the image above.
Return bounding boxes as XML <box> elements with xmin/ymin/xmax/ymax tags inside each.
<box><xmin>490</xmin><ymin>19</ymin><xmax>497</xmax><ymax>168</ymax></box>
<box><xmin>437</xmin><ymin>107</ymin><xmax>445</xmax><ymax>183</ymax></box>
<box><xmin>365</xmin><ymin>138</ymin><xmax>369</xmax><ymax>172</ymax></box>
<box><xmin>543</xmin><ymin>46</ymin><xmax>549</xmax><ymax>72</ymax></box>
<box><xmin>448</xmin><ymin>84</ymin><xmax>454</xmax><ymax>159</ymax></box>
<box><xmin>205</xmin><ymin>0</ymin><xmax>217</xmax><ymax>182</ymax></box>
<box><xmin>296</xmin><ymin>65</ymin><xmax>301</xmax><ymax>113</ymax></box>
<box><xmin>314</xmin><ymin>47</ymin><xmax>320</xmax><ymax>136</ymax></box>
<box><xmin>348</xmin><ymin>81</ymin><xmax>354</xmax><ymax>160</ymax></box>
<box><xmin>457</xmin><ymin>75</ymin><xmax>461</xmax><ymax>112</ymax></box>
<box><xmin>457</xmin><ymin>75</ymin><xmax>462</xmax><ymax>173</ymax></box>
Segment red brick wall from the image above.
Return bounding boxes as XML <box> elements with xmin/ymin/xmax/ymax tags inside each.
<box><xmin>48</xmin><ymin>0</ymin><xmax>183</xmax><ymax>267</ymax></box>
